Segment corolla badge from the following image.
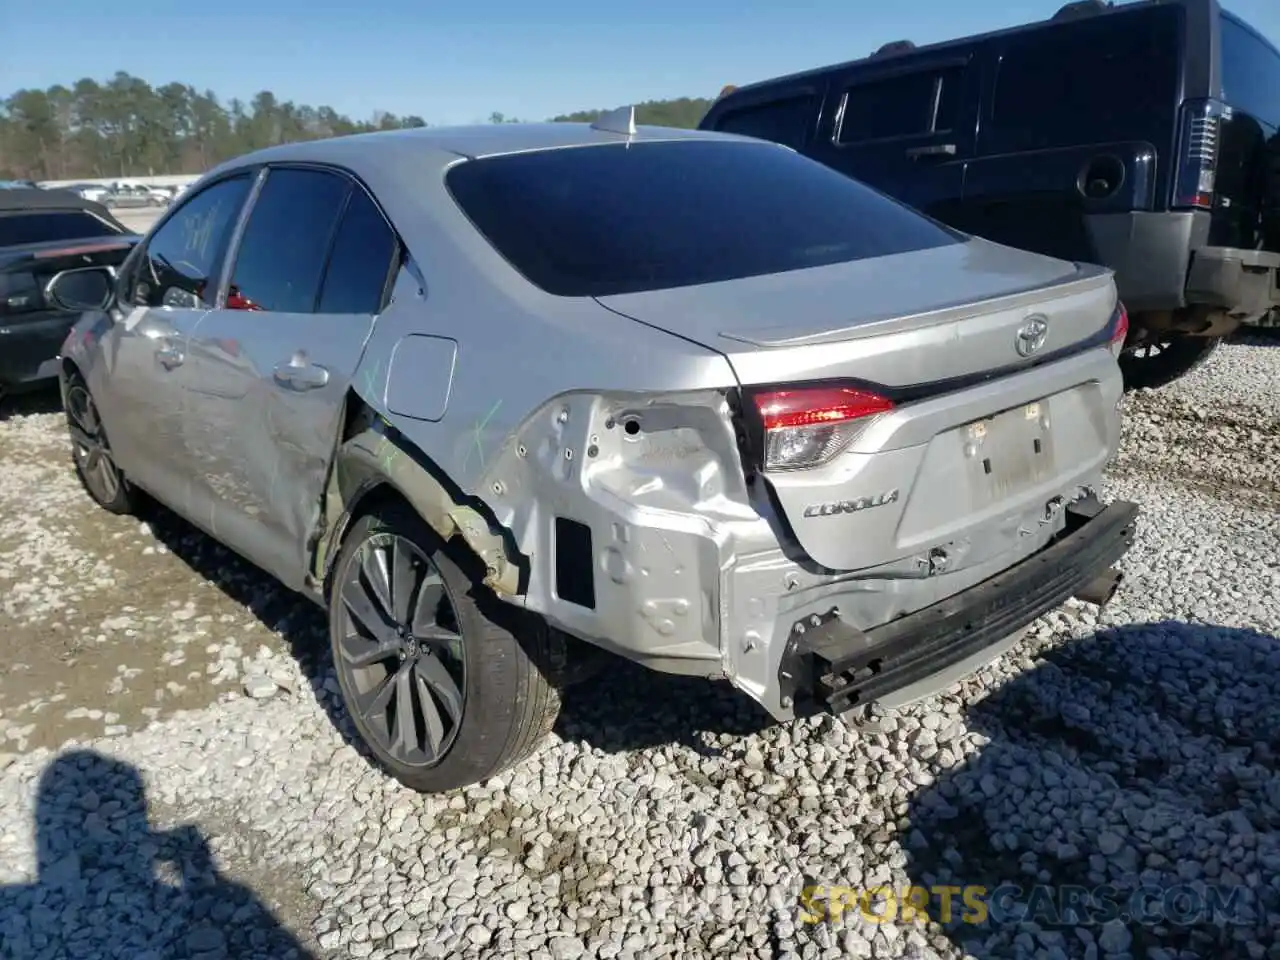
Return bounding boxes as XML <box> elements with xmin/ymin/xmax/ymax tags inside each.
<box><xmin>803</xmin><ymin>489</ymin><xmax>900</xmax><ymax>518</ymax></box>
<box><xmin>1015</xmin><ymin>314</ymin><xmax>1049</xmax><ymax>357</ymax></box>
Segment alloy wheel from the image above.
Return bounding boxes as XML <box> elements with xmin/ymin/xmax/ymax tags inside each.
<box><xmin>335</xmin><ymin>532</ymin><xmax>467</xmax><ymax>767</ymax></box>
<box><xmin>66</xmin><ymin>384</ymin><xmax>122</xmax><ymax>504</ymax></box>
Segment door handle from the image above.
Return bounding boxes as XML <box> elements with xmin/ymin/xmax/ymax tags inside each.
<box><xmin>906</xmin><ymin>143</ymin><xmax>957</xmax><ymax>160</ymax></box>
<box><xmin>155</xmin><ymin>341</ymin><xmax>185</xmax><ymax>369</ymax></box>
<box><xmin>273</xmin><ymin>358</ymin><xmax>330</xmax><ymax>391</ymax></box>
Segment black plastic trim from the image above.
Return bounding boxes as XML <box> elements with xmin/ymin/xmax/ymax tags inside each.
<box><xmin>788</xmin><ymin>496</ymin><xmax>1139</xmax><ymax>714</ymax></box>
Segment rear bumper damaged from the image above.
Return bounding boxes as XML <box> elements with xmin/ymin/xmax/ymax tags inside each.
<box><xmin>777</xmin><ymin>496</ymin><xmax>1138</xmax><ymax>718</ymax></box>
<box><xmin>470</xmin><ymin>367</ymin><xmax>1129</xmax><ymax>723</ymax></box>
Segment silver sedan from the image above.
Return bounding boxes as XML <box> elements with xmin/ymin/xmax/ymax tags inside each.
<box><xmin>48</xmin><ymin>110</ymin><xmax>1136</xmax><ymax>793</ymax></box>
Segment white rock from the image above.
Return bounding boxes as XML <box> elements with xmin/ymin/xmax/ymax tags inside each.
<box><xmin>243</xmin><ymin>674</ymin><xmax>278</xmax><ymax>699</ymax></box>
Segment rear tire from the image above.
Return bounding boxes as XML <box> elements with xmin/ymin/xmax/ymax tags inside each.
<box><xmin>1118</xmin><ymin>334</ymin><xmax>1221</xmax><ymax>391</ymax></box>
<box><xmin>328</xmin><ymin>500</ymin><xmax>562</xmax><ymax>793</ymax></box>
<box><xmin>64</xmin><ymin>372</ymin><xmax>136</xmax><ymax>515</ymax></box>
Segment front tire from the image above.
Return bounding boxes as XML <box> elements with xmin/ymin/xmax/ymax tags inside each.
<box><xmin>328</xmin><ymin>501</ymin><xmax>561</xmax><ymax>793</ymax></box>
<box><xmin>64</xmin><ymin>373</ymin><xmax>135</xmax><ymax>514</ymax></box>
<box><xmin>1118</xmin><ymin>334</ymin><xmax>1221</xmax><ymax>391</ymax></box>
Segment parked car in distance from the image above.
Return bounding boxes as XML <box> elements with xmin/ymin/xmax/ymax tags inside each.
<box><xmin>48</xmin><ymin>115</ymin><xmax>1138</xmax><ymax>793</ymax></box>
<box><xmin>104</xmin><ymin>183</ymin><xmax>169</xmax><ymax>208</ymax></box>
<box><xmin>60</xmin><ymin>183</ymin><xmax>112</xmax><ymax>204</ymax></box>
<box><xmin>0</xmin><ymin>188</ymin><xmax>138</xmax><ymax>397</ymax></box>
<box><xmin>0</xmin><ymin>179</ymin><xmax>40</xmax><ymax>190</ymax></box>
<box><xmin>700</xmin><ymin>0</ymin><xmax>1280</xmax><ymax>390</ymax></box>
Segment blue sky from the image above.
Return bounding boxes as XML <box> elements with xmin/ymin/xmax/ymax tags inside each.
<box><xmin>3</xmin><ymin>1</ymin><xmax>1279</xmax><ymax>125</ymax></box>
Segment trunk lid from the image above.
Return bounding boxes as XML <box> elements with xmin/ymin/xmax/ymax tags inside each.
<box><xmin>597</xmin><ymin>237</ymin><xmax>1123</xmax><ymax>572</ymax></box>
<box><xmin>595</xmin><ymin>237</ymin><xmax>1115</xmax><ymax>388</ymax></box>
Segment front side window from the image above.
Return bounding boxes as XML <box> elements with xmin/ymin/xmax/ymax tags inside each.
<box><xmin>227</xmin><ymin>167</ymin><xmax>350</xmax><ymax>313</ymax></box>
<box><xmin>712</xmin><ymin>95</ymin><xmax>817</xmax><ymax>150</ymax></box>
<box><xmin>0</xmin><ymin>211</ymin><xmax>122</xmax><ymax>248</ymax></box>
<box><xmin>135</xmin><ymin>175</ymin><xmax>252</xmax><ymax>309</ymax></box>
<box><xmin>446</xmin><ymin>138</ymin><xmax>962</xmax><ymax>297</ymax></box>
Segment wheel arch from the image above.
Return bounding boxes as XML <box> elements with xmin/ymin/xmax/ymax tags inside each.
<box><xmin>311</xmin><ymin>392</ymin><xmax>530</xmax><ymax>602</ymax></box>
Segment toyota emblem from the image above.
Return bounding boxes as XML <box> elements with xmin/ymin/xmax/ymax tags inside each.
<box><xmin>1015</xmin><ymin>315</ymin><xmax>1049</xmax><ymax>357</ymax></box>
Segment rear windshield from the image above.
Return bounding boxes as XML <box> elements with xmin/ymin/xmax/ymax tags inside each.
<box><xmin>445</xmin><ymin>139</ymin><xmax>962</xmax><ymax>297</ymax></box>
<box><xmin>0</xmin><ymin>210</ymin><xmax>121</xmax><ymax>248</ymax></box>
<box><xmin>986</xmin><ymin>6</ymin><xmax>1183</xmax><ymax>152</ymax></box>
<box><xmin>1221</xmin><ymin>14</ymin><xmax>1280</xmax><ymax>129</ymax></box>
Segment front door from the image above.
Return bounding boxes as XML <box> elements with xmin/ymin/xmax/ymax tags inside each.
<box><xmin>95</xmin><ymin>173</ymin><xmax>255</xmax><ymax>513</ymax></box>
<box><xmin>183</xmin><ymin>166</ymin><xmax>400</xmax><ymax>589</ymax></box>
<box><xmin>806</xmin><ymin>55</ymin><xmax>977</xmax><ymax>225</ymax></box>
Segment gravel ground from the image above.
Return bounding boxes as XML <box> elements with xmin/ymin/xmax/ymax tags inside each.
<box><xmin>0</xmin><ymin>336</ymin><xmax>1277</xmax><ymax>960</ymax></box>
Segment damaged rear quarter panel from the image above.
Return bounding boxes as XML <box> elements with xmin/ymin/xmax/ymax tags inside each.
<box><xmin>334</xmin><ymin>258</ymin><xmax>761</xmax><ymax>675</ymax></box>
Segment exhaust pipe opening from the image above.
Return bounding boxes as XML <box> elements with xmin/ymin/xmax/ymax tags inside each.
<box><xmin>1073</xmin><ymin>568</ymin><xmax>1123</xmax><ymax>607</ymax></box>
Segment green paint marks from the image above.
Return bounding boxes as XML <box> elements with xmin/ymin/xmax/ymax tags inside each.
<box><xmin>360</xmin><ymin>357</ymin><xmax>383</xmax><ymax>400</ymax></box>
<box><xmin>462</xmin><ymin>399</ymin><xmax>504</xmax><ymax>474</ymax></box>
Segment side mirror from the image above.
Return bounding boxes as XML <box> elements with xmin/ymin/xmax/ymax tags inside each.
<box><xmin>45</xmin><ymin>266</ymin><xmax>117</xmax><ymax>312</ymax></box>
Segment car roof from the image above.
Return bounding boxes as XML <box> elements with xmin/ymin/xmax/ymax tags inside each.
<box><xmin>717</xmin><ymin>0</ymin><xmax>1204</xmax><ymax>99</ymax></box>
<box><xmin>203</xmin><ymin>121</ymin><xmax>753</xmax><ymax>183</ymax></box>
<box><xmin>0</xmin><ymin>187</ymin><xmax>111</xmax><ymax>213</ymax></box>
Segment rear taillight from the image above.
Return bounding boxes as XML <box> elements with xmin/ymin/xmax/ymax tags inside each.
<box><xmin>752</xmin><ymin>386</ymin><xmax>894</xmax><ymax>471</ymax></box>
<box><xmin>1172</xmin><ymin>98</ymin><xmax>1229</xmax><ymax>210</ymax></box>
<box><xmin>1109</xmin><ymin>301</ymin><xmax>1129</xmax><ymax>357</ymax></box>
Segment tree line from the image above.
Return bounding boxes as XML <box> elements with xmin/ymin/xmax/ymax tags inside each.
<box><xmin>0</xmin><ymin>72</ymin><xmax>716</xmax><ymax>181</ymax></box>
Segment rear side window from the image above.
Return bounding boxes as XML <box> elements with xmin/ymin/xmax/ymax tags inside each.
<box><xmin>987</xmin><ymin>7</ymin><xmax>1183</xmax><ymax>152</ymax></box>
<box><xmin>0</xmin><ymin>211</ymin><xmax>120</xmax><ymax>248</ymax></box>
<box><xmin>446</xmin><ymin>139</ymin><xmax>962</xmax><ymax>297</ymax></box>
<box><xmin>1221</xmin><ymin>15</ymin><xmax>1280</xmax><ymax>130</ymax></box>
<box><xmin>228</xmin><ymin>167</ymin><xmax>349</xmax><ymax>313</ymax></box>
<box><xmin>712</xmin><ymin>95</ymin><xmax>816</xmax><ymax>149</ymax></box>
<box><xmin>317</xmin><ymin>187</ymin><xmax>399</xmax><ymax>315</ymax></box>
<box><xmin>838</xmin><ymin>67</ymin><xmax>965</xmax><ymax>144</ymax></box>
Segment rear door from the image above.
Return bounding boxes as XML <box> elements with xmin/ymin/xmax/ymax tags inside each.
<box><xmin>183</xmin><ymin>165</ymin><xmax>399</xmax><ymax>589</ymax></box>
<box><xmin>804</xmin><ymin>53</ymin><xmax>976</xmax><ymax>223</ymax></box>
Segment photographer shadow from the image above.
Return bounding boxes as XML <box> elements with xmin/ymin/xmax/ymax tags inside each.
<box><xmin>0</xmin><ymin>749</ymin><xmax>317</xmax><ymax>960</ymax></box>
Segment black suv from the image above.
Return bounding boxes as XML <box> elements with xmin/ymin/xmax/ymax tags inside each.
<box><xmin>700</xmin><ymin>0</ymin><xmax>1280</xmax><ymax>389</ymax></box>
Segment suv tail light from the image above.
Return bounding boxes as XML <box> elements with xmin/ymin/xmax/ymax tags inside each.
<box><xmin>1172</xmin><ymin>98</ymin><xmax>1228</xmax><ymax>210</ymax></box>
<box><xmin>752</xmin><ymin>386</ymin><xmax>894</xmax><ymax>471</ymax></box>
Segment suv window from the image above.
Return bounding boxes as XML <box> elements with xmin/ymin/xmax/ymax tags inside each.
<box><xmin>838</xmin><ymin>67</ymin><xmax>964</xmax><ymax>144</ymax></box>
<box><xmin>713</xmin><ymin>95</ymin><xmax>816</xmax><ymax>149</ymax></box>
<box><xmin>317</xmin><ymin>186</ymin><xmax>399</xmax><ymax>314</ymax></box>
<box><xmin>987</xmin><ymin>7</ymin><xmax>1183</xmax><ymax>152</ymax></box>
<box><xmin>227</xmin><ymin>167</ymin><xmax>350</xmax><ymax>313</ymax></box>
<box><xmin>0</xmin><ymin>210</ymin><xmax>121</xmax><ymax>248</ymax></box>
<box><xmin>1221</xmin><ymin>15</ymin><xmax>1280</xmax><ymax>130</ymax></box>
<box><xmin>134</xmin><ymin>175</ymin><xmax>251</xmax><ymax>309</ymax></box>
<box><xmin>446</xmin><ymin>139</ymin><xmax>962</xmax><ymax>298</ymax></box>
